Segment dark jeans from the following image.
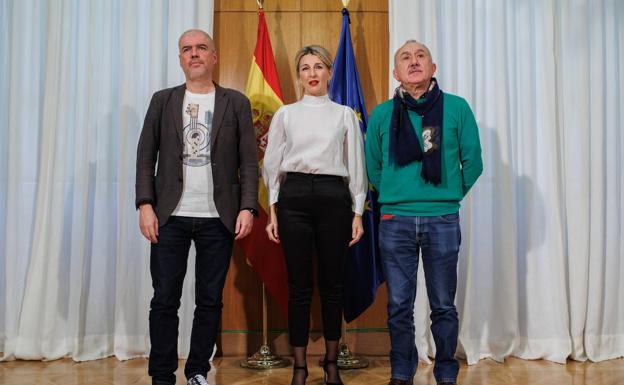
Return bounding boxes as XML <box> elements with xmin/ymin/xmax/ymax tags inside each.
<box><xmin>148</xmin><ymin>216</ymin><xmax>233</xmax><ymax>385</ymax></box>
<box><xmin>277</xmin><ymin>172</ymin><xmax>353</xmax><ymax>347</ymax></box>
<box><xmin>379</xmin><ymin>213</ymin><xmax>461</xmax><ymax>384</ymax></box>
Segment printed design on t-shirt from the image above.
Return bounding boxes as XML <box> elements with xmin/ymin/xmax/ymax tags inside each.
<box><xmin>183</xmin><ymin>103</ymin><xmax>212</xmax><ymax>167</ymax></box>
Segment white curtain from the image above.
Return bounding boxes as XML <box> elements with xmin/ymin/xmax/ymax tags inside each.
<box><xmin>389</xmin><ymin>0</ymin><xmax>623</xmax><ymax>364</ymax></box>
<box><xmin>0</xmin><ymin>0</ymin><xmax>214</xmax><ymax>361</ymax></box>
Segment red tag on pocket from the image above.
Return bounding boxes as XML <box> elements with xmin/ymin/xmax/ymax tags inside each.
<box><xmin>381</xmin><ymin>214</ymin><xmax>395</xmax><ymax>220</ymax></box>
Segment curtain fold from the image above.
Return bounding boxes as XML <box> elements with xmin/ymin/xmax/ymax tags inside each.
<box><xmin>0</xmin><ymin>0</ymin><xmax>214</xmax><ymax>361</ymax></box>
<box><xmin>389</xmin><ymin>0</ymin><xmax>623</xmax><ymax>364</ymax></box>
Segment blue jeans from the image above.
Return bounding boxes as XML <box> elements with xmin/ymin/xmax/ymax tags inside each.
<box><xmin>380</xmin><ymin>213</ymin><xmax>461</xmax><ymax>384</ymax></box>
<box><xmin>148</xmin><ymin>216</ymin><xmax>234</xmax><ymax>385</ymax></box>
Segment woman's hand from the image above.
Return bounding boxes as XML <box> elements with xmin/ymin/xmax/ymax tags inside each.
<box><xmin>266</xmin><ymin>204</ymin><xmax>280</xmax><ymax>243</ymax></box>
<box><xmin>349</xmin><ymin>214</ymin><xmax>364</xmax><ymax>246</ymax></box>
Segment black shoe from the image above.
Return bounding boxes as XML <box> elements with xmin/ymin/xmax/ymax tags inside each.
<box><xmin>387</xmin><ymin>379</ymin><xmax>413</xmax><ymax>385</ymax></box>
<box><xmin>291</xmin><ymin>365</ymin><xmax>308</xmax><ymax>385</ymax></box>
<box><xmin>322</xmin><ymin>358</ymin><xmax>344</xmax><ymax>385</ymax></box>
<box><xmin>438</xmin><ymin>383</ymin><xmax>456</xmax><ymax>385</ymax></box>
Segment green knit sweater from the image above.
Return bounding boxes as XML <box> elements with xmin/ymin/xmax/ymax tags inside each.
<box><xmin>365</xmin><ymin>92</ymin><xmax>483</xmax><ymax>216</ymax></box>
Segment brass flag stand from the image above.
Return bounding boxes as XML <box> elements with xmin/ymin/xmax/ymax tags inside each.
<box><xmin>319</xmin><ymin>319</ymin><xmax>369</xmax><ymax>369</ymax></box>
<box><xmin>240</xmin><ymin>284</ymin><xmax>290</xmax><ymax>369</ymax></box>
<box><xmin>336</xmin><ymin>320</ymin><xmax>369</xmax><ymax>369</ymax></box>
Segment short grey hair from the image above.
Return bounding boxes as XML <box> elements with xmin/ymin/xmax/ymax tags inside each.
<box><xmin>178</xmin><ymin>29</ymin><xmax>215</xmax><ymax>51</ymax></box>
<box><xmin>393</xmin><ymin>39</ymin><xmax>433</xmax><ymax>63</ymax></box>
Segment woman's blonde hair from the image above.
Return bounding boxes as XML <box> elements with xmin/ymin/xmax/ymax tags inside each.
<box><xmin>294</xmin><ymin>45</ymin><xmax>333</xmax><ymax>73</ymax></box>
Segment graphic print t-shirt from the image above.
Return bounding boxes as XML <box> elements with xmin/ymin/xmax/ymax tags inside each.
<box><xmin>171</xmin><ymin>90</ymin><xmax>219</xmax><ymax>217</ymax></box>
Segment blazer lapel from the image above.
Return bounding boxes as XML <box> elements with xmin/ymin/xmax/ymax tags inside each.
<box><xmin>171</xmin><ymin>84</ymin><xmax>186</xmax><ymax>149</ymax></box>
<box><xmin>211</xmin><ymin>84</ymin><xmax>228</xmax><ymax>153</ymax></box>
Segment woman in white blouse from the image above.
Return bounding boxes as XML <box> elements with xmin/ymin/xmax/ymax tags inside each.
<box><xmin>263</xmin><ymin>45</ymin><xmax>367</xmax><ymax>385</ymax></box>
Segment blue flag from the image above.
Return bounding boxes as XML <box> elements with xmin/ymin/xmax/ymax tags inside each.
<box><xmin>329</xmin><ymin>7</ymin><xmax>384</xmax><ymax>323</ymax></box>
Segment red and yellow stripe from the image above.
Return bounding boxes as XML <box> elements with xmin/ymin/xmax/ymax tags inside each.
<box><xmin>237</xmin><ymin>9</ymin><xmax>288</xmax><ymax>314</ymax></box>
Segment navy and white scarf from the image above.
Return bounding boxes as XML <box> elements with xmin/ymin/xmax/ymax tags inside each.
<box><xmin>389</xmin><ymin>78</ymin><xmax>444</xmax><ymax>185</ymax></box>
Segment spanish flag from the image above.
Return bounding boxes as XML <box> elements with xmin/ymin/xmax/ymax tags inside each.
<box><xmin>236</xmin><ymin>8</ymin><xmax>288</xmax><ymax>315</ymax></box>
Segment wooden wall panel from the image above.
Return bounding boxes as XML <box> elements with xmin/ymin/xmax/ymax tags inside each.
<box><xmin>301</xmin><ymin>0</ymin><xmax>388</xmax><ymax>12</ymax></box>
<box><xmin>215</xmin><ymin>0</ymin><xmax>300</xmax><ymax>12</ymax></box>
<box><xmin>214</xmin><ymin>0</ymin><xmax>389</xmax><ymax>356</ymax></box>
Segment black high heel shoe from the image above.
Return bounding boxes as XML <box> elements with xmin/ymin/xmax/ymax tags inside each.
<box><xmin>322</xmin><ymin>358</ymin><xmax>344</xmax><ymax>385</ymax></box>
<box><xmin>291</xmin><ymin>365</ymin><xmax>308</xmax><ymax>385</ymax></box>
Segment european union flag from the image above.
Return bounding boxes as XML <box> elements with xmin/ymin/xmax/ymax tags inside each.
<box><xmin>330</xmin><ymin>7</ymin><xmax>384</xmax><ymax>323</ymax></box>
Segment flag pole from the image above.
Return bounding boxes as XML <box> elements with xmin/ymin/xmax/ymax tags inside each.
<box><xmin>240</xmin><ymin>283</ymin><xmax>290</xmax><ymax>369</ymax></box>
<box><xmin>240</xmin><ymin>0</ymin><xmax>289</xmax><ymax>370</ymax></box>
<box><xmin>324</xmin><ymin>0</ymin><xmax>369</xmax><ymax>369</ymax></box>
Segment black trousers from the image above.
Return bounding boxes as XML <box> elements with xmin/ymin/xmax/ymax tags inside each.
<box><xmin>148</xmin><ymin>216</ymin><xmax>233</xmax><ymax>385</ymax></box>
<box><xmin>277</xmin><ymin>172</ymin><xmax>353</xmax><ymax>347</ymax></box>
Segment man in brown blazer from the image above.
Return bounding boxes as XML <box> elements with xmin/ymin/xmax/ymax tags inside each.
<box><xmin>135</xmin><ymin>29</ymin><xmax>258</xmax><ymax>385</ymax></box>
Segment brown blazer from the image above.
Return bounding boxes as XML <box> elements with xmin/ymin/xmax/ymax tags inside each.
<box><xmin>135</xmin><ymin>83</ymin><xmax>258</xmax><ymax>233</ymax></box>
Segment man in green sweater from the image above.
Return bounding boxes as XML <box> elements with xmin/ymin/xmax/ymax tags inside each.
<box><xmin>366</xmin><ymin>40</ymin><xmax>483</xmax><ymax>385</ymax></box>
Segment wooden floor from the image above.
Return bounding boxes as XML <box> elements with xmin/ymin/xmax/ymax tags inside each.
<box><xmin>1</xmin><ymin>356</ymin><xmax>623</xmax><ymax>385</ymax></box>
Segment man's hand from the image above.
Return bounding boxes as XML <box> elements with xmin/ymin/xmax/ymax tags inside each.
<box><xmin>349</xmin><ymin>214</ymin><xmax>364</xmax><ymax>246</ymax></box>
<box><xmin>266</xmin><ymin>204</ymin><xmax>279</xmax><ymax>243</ymax></box>
<box><xmin>234</xmin><ymin>209</ymin><xmax>254</xmax><ymax>240</ymax></box>
<box><xmin>139</xmin><ymin>203</ymin><xmax>159</xmax><ymax>243</ymax></box>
